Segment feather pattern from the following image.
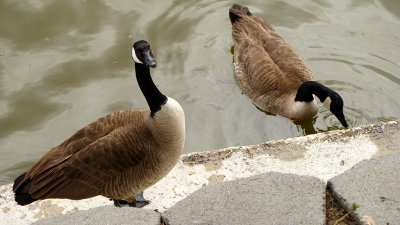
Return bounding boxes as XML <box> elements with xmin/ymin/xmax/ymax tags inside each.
<box><xmin>230</xmin><ymin>5</ymin><xmax>318</xmax><ymax>120</ymax></box>
<box><xmin>15</xmin><ymin>108</ymin><xmax>184</xmax><ymax>201</ymax></box>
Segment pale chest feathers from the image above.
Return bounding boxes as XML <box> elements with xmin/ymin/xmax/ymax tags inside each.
<box><xmin>146</xmin><ymin>97</ymin><xmax>186</xmax><ymax>147</ymax></box>
<box><xmin>289</xmin><ymin>96</ymin><xmax>318</xmax><ymax>121</ymax></box>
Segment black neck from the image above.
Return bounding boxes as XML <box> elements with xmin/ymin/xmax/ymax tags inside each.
<box><xmin>295</xmin><ymin>81</ymin><xmax>331</xmax><ymax>102</ymax></box>
<box><xmin>135</xmin><ymin>63</ymin><xmax>167</xmax><ymax>116</ymax></box>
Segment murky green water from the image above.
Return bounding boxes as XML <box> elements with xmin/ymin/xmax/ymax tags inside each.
<box><xmin>0</xmin><ymin>0</ymin><xmax>399</xmax><ymax>184</ymax></box>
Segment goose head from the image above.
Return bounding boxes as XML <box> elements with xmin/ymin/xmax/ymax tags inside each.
<box><xmin>132</xmin><ymin>40</ymin><xmax>157</xmax><ymax>68</ymax></box>
<box><xmin>296</xmin><ymin>81</ymin><xmax>348</xmax><ymax>128</ymax></box>
<box><xmin>321</xmin><ymin>92</ymin><xmax>348</xmax><ymax>128</ymax></box>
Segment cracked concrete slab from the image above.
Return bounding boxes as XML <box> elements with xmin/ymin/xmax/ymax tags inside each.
<box><xmin>328</xmin><ymin>153</ymin><xmax>400</xmax><ymax>224</ymax></box>
<box><xmin>162</xmin><ymin>172</ymin><xmax>326</xmax><ymax>225</ymax></box>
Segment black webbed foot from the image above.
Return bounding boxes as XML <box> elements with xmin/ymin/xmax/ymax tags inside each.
<box><xmin>134</xmin><ymin>191</ymin><xmax>151</xmax><ymax>208</ymax></box>
<box><xmin>111</xmin><ymin>191</ymin><xmax>150</xmax><ymax>208</ymax></box>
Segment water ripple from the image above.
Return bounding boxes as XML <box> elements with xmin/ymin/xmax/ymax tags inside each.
<box><xmin>360</xmin><ymin>64</ymin><xmax>400</xmax><ymax>85</ymax></box>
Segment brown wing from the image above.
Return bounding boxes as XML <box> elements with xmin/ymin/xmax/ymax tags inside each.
<box><xmin>232</xmin><ymin>11</ymin><xmax>312</xmax><ymax>114</ymax></box>
<box><xmin>25</xmin><ymin>111</ymin><xmax>126</xmax><ymax>178</ymax></box>
<box><xmin>232</xmin><ymin>13</ymin><xmax>313</xmax><ymax>108</ymax></box>
<box><xmin>233</xmin><ymin>14</ymin><xmax>313</xmax><ymax>82</ymax></box>
<box><xmin>235</xmin><ymin>37</ymin><xmax>283</xmax><ymax>97</ymax></box>
<box><xmin>256</xmin><ymin>17</ymin><xmax>313</xmax><ymax>82</ymax></box>
<box><xmin>18</xmin><ymin>110</ymin><xmax>154</xmax><ymax>200</ymax></box>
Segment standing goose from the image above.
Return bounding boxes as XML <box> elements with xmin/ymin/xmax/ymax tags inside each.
<box><xmin>229</xmin><ymin>4</ymin><xmax>348</xmax><ymax>127</ymax></box>
<box><xmin>13</xmin><ymin>40</ymin><xmax>185</xmax><ymax>207</ymax></box>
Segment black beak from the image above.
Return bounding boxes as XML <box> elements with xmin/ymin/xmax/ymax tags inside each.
<box><xmin>143</xmin><ymin>51</ymin><xmax>157</xmax><ymax>68</ymax></box>
<box><xmin>333</xmin><ymin>111</ymin><xmax>348</xmax><ymax>128</ymax></box>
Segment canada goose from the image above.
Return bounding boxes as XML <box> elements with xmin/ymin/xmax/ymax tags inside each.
<box><xmin>12</xmin><ymin>40</ymin><xmax>185</xmax><ymax>207</ymax></box>
<box><xmin>229</xmin><ymin>4</ymin><xmax>348</xmax><ymax>127</ymax></box>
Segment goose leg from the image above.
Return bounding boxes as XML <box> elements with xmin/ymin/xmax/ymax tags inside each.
<box><xmin>112</xmin><ymin>199</ymin><xmax>129</xmax><ymax>207</ymax></box>
<box><xmin>134</xmin><ymin>191</ymin><xmax>151</xmax><ymax>208</ymax></box>
<box><xmin>111</xmin><ymin>192</ymin><xmax>150</xmax><ymax>208</ymax></box>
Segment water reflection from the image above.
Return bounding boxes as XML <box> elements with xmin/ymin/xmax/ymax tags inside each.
<box><xmin>350</xmin><ymin>0</ymin><xmax>374</xmax><ymax>7</ymax></box>
<box><xmin>0</xmin><ymin>63</ymin><xmax>5</xmax><ymax>99</ymax></box>
<box><xmin>0</xmin><ymin>1</ymin><xmax>118</xmax><ymax>51</ymax></box>
<box><xmin>0</xmin><ymin>87</ymin><xmax>66</xmax><ymax>139</ymax></box>
<box><xmin>378</xmin><ymin>0</ymin><xmax>400</xmax><ymax>18</ymax></box>
<box><xmin>361</xmin><ymin>64</ymin><xmax>400</xmax><ymax>85</ymax></box>
<box><xmin>293</xmin><ymin>118</ymin><xmax>318</xmax><ymax>135</ymax></box>
<box><xmin>0</xmin><ymin>41</ymin><xmax>133</xmax><ymax>139</ymax></box>
<box><xmin>255</xmin><ymin>1</ymin><xmax>319</xmax><ymax>28</ymax></box>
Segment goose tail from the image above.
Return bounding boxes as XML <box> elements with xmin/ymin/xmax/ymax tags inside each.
<box><xmin>229</xmin><ymin>4</ymin><xmax>252</xmax><ymax>24</ymax></box>
<box><xmin>13</xmin><ymin>172</ymin><xmax>37</xmax><ymax>206</ymax></box>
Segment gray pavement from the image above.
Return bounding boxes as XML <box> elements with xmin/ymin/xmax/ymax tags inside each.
<box><xmin>329</xmin><ymin>152</ymin><xmax>400</xmax><ymax>224</ymax></box>
<box><xmin>162</xmin><ymin>172</ymin><xmax>326</xmax><ymax>225</ymax></box>
<box><xmin>20</xmin><ymin>153</ymin><xmax>400</xmax><ymax>225</ymax></box>
<box><xmin>32</xmin><ymin>205</ymin><xmax>161</xmax><ymax>225</ymax></box>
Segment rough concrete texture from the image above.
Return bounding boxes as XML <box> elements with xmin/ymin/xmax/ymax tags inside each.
<box><xmin>163</xmin><ymin>172</ymin><xmax>326</xmax><ymax>225</ymax></box>
<box><xmin>31</xmin><ymin>205</ymin><xmax>161</xmax><ymax>225</ymax></box>
<box><xmin>329</xmin><ymin>153</ymin><xmax>400</xmax><ymax>225</ymax></box>
<box><xmin>0</xmin><ymin>120</ymin><xmax>399</xmax><ymax>224</ymax></box>
<box><xmin>0</xmin><ymin>184</ymin><xmax>111</xmax><ymax>225</ymax></box>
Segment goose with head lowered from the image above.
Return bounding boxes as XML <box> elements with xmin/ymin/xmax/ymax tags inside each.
<box><xmin>13</xmin><ymin>40</ymin><xmax>185</xmax><ymax>207</ymax></box>
<box><xmin>229</xmin><ymin>4</ymin><xmax>348</xmax><ymax>127</ymax></box>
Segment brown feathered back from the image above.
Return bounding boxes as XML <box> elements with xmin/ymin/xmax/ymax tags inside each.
<box><xmin>230</xmin><ymin>5</ymin><xmax>314</xmax><ymax>118</ymax></box>
<box><xmin>13</xmin><ymin>109</ymin><xmax>182</xmax><ymax>202</ymax></box>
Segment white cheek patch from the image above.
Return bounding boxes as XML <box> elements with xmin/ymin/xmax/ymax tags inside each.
<box><xmin>322</xmin><ymin>96</ymin><xmax>332</xmax><ymax>110</ymax></box>
<box><xmin>131</xmin><ymin>49</ymin><xmax>143</xmax><ymax>64</ymax></box>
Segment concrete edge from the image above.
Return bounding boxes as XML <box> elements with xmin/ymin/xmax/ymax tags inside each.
<box><xmin>181</xmin><ymin>120</ymin><xmax>399</xmax><ymax>165</ymax></box>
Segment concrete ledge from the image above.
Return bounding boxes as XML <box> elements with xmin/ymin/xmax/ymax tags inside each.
<box><xmin>0</xmin><ymin>120</ymin><xmax>399</xmax><ymax>224</ymax></box>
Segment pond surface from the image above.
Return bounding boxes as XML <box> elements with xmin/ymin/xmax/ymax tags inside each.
<box><xmin>0</xmin><ymin>0</ymin><xmax>399</xmax><ymax>184</ymax></box>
